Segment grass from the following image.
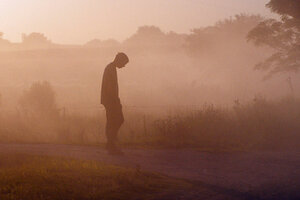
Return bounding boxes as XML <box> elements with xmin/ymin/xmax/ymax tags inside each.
<box><xmin>0</xmin><ymin>96</ymin><xmax>299</xmax><ymax>151</ymax></box>
<box><xmin>0</xmin><ymin>153</ymin><xmax>215</xmax><ymax>200</ymax></box>
<box><xmin>149</xmin><ymin>96</ymin><xmax>300</xmax><ymax>151</ymax></box>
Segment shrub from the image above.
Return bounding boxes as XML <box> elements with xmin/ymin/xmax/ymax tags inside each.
<box><xmin>19</xmin><ymin>81</ymin><xmax>59</xmax><ymax>120</ymax></box>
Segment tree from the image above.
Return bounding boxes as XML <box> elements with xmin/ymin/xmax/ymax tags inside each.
<box><xmin>85</xmin><ymin>39</ymin><xmax>120</xmax><ymax>48</ymax></box>
<box><xmin>22</xmin><ymin>32</ymin><xmax>51</xmax><ymax>46</ymax></box>
<box><xmin>0</xmin><ymin>32</ymin><xmax>11</xmax><ymax>46</ymax></box>
<box><xmin>19</xmin><ymin>81</ymin><xmax>58</xmax><ymax>118</ymax></box>
<box><xmin>124</xmin><ymin>26</ymin><xmax>166</xmax><ymax>45</ymax></box>
<box><xmin>247</xmin><ymin>0</ymin><xmax>300</xmax><ymax>79</ymax></box>
<box><xmin>187</xmin><ymin>14</ymin><xmax>262</xmax><ymax>55</ymax></box>
<box><xmin>124</xmin><ymin>26</ymin><xmax>186</xmax><ymax>52</ymax></box>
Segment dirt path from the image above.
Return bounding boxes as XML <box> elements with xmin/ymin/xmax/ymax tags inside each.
<box><xmin>1</xmin><ymin>143</ymin><xmax>299</xmax><ymax>198</ymax></box>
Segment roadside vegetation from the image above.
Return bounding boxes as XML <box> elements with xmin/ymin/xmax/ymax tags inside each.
<box><xmin>150</xmin><ymin>96</ymin><xmax>300</xmax><ymax>151</ymax></box>
<box><xmin>0</xmin><ymin>81</ymin><xmax>299</xmax><ymax>151</ymax></box>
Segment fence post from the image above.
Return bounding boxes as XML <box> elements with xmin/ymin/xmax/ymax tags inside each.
<box><xmin>143</xmin><ymin>114</ymin><xmax>147</xmax><ymax>136</ymax></box>
<box><xmin>62</xmin><ymin>107</ymin><xmax>66</xmax><ymax>119</ymax></box>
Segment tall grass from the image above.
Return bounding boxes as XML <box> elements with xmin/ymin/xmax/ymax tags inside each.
<box><xmin>0</xmin><ymin>96</ymin><xmax>299</xmax><ymax>151</ymax></box>
<box><xmin>153</xmin><ymin>96</ymin><xmax>300</xmax><ymax>150</ymax></box>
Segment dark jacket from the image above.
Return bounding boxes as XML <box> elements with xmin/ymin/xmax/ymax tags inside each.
<box><xmin>101</xmin><ymin>63</ymin><xmax>120</xmax><ymax>107</ymax></box>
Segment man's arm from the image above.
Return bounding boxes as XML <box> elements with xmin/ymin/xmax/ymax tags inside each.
<box><xmin>101</xmin><ymin>67</ymin><xmax>120</xmax><ymax>106</ymax></box>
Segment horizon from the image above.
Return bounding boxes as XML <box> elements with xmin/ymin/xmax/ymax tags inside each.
<box><xmin>0</xmin><ymin>0</ymin><xmax>272</xmax><ymax>44</ymax></box>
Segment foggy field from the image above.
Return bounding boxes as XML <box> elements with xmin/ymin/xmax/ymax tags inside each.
<box><xmin>0</xmin><ymin>14</ymin><xmax>299</xmax><ymax>150</ymax></box>
<box><xmin>0</xmin><ymin>94</ymin><xmax>299</xmax><ymax>151</ymax></box>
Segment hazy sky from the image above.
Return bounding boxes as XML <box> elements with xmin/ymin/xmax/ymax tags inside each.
<box><xmin>0</xmin><ymin>0</ymin><xmax>272</xmax><ymax>44</ymax></box>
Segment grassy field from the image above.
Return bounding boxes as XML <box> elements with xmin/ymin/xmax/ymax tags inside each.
<box><xmin>0</xmin><ymin>153</ymin><xmax>219</xmax><ymax>200</ymax></box>
<box><xmin>0</xmin><ymin>95</ymin><xmax>299</xmax><ymax>151</ymax></box>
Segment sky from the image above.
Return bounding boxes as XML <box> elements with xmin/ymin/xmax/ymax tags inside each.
<box><xmin>0</xmin><ymin>0</ymin><xmax>272</xmax><ymax>44</ymax></box>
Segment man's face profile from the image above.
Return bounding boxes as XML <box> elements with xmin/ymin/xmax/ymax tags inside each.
<box><xmin>116</xmin><ymin>60</ymin><xmax>128</xmax><ymax>69</ymax></box>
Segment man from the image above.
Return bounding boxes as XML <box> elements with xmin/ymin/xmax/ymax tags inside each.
<box><xmin>101</xmin><ymin>52</ymin><xmax>129</xmax><ymax>155</ymax></box>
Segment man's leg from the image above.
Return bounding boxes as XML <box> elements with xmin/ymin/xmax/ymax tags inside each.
<box><xmin>105</xmin><ymin>107</ymin><xmax>115</xmax><ymax>150</ymax></box>
<box><xmin>105</xmin><ymin>122</ymin><xmax>115</xmax><ymax>149</ymax></box>
<box><xmin>112</xmin><ymin>105</ymin><xmax>124</xmax><ymax>147</ymax></box>
<box><xmin>106</xmin><ymin>124</ymin><xmax>123</xmax><ymax>155</ymax></box>
<box><xmin>105</xmin><ymin>106</ymin><xmax>124</xmax><ymax>154</ymax></box>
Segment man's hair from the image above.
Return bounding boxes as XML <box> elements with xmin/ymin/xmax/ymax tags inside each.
<box><xmin>114</xmin><ymin>52</ymin><xmax>129</xmax><ymax>64</ymax></box>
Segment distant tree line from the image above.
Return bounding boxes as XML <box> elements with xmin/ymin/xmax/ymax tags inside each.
<box><xmin>2</xmin><ymin>0</ymin><xmax>299</xmax><ymax>79</ymax></box>
<box><xmin>0</xmin><ymin>14</ymin><xmax>262</xmax><ymax>52</ymax></box>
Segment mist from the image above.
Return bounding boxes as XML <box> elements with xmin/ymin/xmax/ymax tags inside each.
<box><xmin>0</xmin><ymin>1</ymin><xmax>300</xmax><ymax>198</ymax></box>
<box><xmin>0</xmin><ymin>14</ymin><xmax>299</xmax><ymax>116</ymax></box>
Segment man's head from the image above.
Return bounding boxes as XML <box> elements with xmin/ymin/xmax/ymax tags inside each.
<box><xmin>113</xmin><ymin>52</ymin><xmax>129</xmax><ymax>68</ymax></box>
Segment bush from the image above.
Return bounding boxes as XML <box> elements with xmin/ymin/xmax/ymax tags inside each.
<box><xmin>19</xmin><ymin>81</ymin><xmax>59</xmax><ymax>120</ymax></box>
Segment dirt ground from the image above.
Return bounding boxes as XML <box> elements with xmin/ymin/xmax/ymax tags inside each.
<box><xmin>0</xmin><ymin>143</ymin><xmax>299</xmax><ymax>199</ymax></box>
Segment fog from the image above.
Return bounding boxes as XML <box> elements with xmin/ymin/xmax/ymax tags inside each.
<box><xmin>0</xmin><ymin>1</ymin><xmax>300</xmax><ymax>199</ymax></box>
<box><xmin>0</xmin><ymin>14</ymin><xmax>299</xmax><ymax>116</ymax></box>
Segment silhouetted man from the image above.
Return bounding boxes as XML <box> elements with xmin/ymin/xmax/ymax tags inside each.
<box><xmin>101</xmin><ymin>52</ymin><xmax>129</xmax><ymax>155</ymax></box>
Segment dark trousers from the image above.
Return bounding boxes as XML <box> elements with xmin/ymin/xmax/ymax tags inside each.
<box><xmin>105</xmin><ymin>104</ymin><xmax>124</xmax><ymax>147</ymax></box>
